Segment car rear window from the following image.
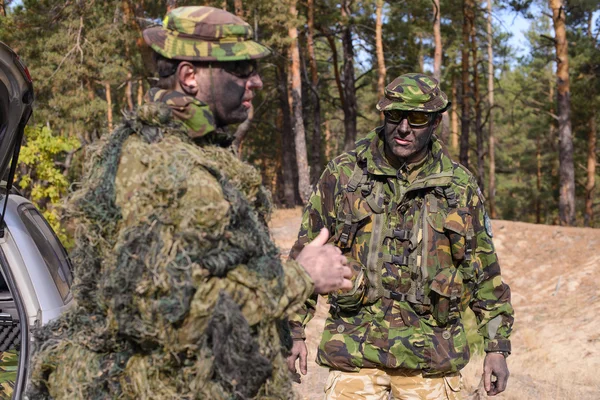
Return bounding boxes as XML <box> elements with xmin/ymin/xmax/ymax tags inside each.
<box><xmin>18</xmin><ymin>204</ymin><xmax>72</xmax><ymax>302</ymax></box>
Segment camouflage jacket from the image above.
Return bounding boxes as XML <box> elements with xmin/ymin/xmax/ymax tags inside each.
<box><xmin>290</xmin><ymin>128</ymin><xmax>513</xmax><ymax>376</ymax></box>
<box><xmin>28</xmin><ymin>91</ymin><xmax>313</xmax><ymax>400</ymax></box>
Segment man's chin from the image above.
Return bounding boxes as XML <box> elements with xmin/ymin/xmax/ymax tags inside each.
<box><xmin>218</xmin><ymin>110</ymin><xmax>249</xmax><ymax>126</ymax></box>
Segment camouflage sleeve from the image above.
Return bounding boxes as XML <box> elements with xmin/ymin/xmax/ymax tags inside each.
<box><xmin>469</xmin><ymin>188</ymin><xmax>514</xmax><ymax>354</ymax></box>
<box><xmin>288</xmin><ymin>163</ymin><xmax>340</xmax><ymax>340</ymax></box>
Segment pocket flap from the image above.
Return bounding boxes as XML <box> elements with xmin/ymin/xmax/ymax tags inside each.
<box><xmin>443</xmin><ymin>208</ymin><xmax>470</xmax><ymax>236</ymax></box>
<box><xmin>430</xmin><ymin>268</ymin><xmax>463</xmax><ymax>298</ymax></box>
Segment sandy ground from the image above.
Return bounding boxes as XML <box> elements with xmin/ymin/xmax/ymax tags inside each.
<box><xmin>269</xmin><ymin>207</ymin><xmax>600</xmax><ymax>400</ymax></box>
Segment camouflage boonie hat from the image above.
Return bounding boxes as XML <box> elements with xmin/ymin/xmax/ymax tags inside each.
<box><xmin>143</xmin><ymin>6</ymin><xmax>271</xmax><ymax>62</ymax></box>
<box><xmin>376</xmin><ymin>73</ymin><xmax>450</xmax><ymax>113</ymax></box>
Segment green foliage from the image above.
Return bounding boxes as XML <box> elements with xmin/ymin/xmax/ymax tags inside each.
<box><xmin>16</xmin><ymin>125</ymin><xmax>79</xmax><ymax>245</ymax></box>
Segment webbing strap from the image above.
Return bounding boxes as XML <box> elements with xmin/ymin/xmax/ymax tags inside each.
<box><xmin>365</xmin><ymin>213</ymin><xmax>386</xmax><ymax>303</ymax></box>
<box><xmin>365</xmin><ymin>182</ymin><xmax>385</xmax><ymax>214</ymax></box>
<box><xmin>382</xmin><ymin>254</ymin><xmax>409</xmax><ymax>266</ymax></box>
<box><xmin>382</xmin><ymin>228</ymin><xmax>411</xmax><ymax>241</ymax></box>
<box><xmin>347</xmin><ymin>163</ymin><xmax>366</xmax><ymax>193</ymax></box>
<box><xmin>383</xmin><ymin>289</ymin><xmax>409</xmax><ymax>302</ymax></box>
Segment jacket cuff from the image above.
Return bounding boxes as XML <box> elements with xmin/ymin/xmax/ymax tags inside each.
<box><xmin>289</xmin><ymin>321</ymin><xmax>306</xmax><ymax>340</ymax></box>
<box><xmin>484</xmin><ymin>338</ymin><xmax>511</xmax><ymax>354</ymax></box>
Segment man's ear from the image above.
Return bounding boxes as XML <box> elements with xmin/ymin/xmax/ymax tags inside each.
<box><xmin>177</xmin><ymin>62</ymin><xmax>198</xmax><ymax>96</ymax></box>
<box><xmin>432</xmin><ymin>114</ymin><xmax>443</xmax><ymax>129</ymax></box>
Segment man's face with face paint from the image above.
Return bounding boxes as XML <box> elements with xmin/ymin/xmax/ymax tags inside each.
<box><xmin>382</xmin><ymin>110</ymin><xmax>441</xmax><ymax>166</ymax></box>
<box><xmin>193</xmin><ymin>60</ymin><xmax>263</xmax><ymax>127</ymax></box>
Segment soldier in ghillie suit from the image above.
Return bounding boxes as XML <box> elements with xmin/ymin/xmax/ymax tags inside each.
<box><xmin>27</xmin><ymin>6</ymin><xmax>351</xmax><ymax>400</ymax></box>
<box><xmin>287</xmin><ymin>74</ymin><xmax>514</xmax><ymax>399</ymax></box>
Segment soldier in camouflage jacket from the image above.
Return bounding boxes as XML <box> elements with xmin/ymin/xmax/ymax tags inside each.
<box><xmin>288</xmin><ymin>74</ymin><xmax>514</xmax><ymax>399</ymax></box>
<box><xmin>28</xmin><ymin>6</ymin><xmax>351</xmax><ymax>400</ymax></box>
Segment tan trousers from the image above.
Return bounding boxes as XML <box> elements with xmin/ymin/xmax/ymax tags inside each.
<box><xmin>323</xmin><ymin>368</ymin><xmax>463</xmax><ymax>400</ymax></box>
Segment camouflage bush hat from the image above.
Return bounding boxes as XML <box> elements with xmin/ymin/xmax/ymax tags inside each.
<box><xmin>143</xmin><ymin>6</ymin><xmax>271</xmax><ymax>62</ymax></box>
<box><xmin>376</xmin><ymin>73</ymin><xmax>450</xmax><ymax>113</ymax></box>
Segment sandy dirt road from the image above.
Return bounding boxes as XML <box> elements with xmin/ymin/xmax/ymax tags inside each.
<box><xmin>270</xmin><ymin>208</ymin><xmax>600</xmax><ymax>400</ymax></box>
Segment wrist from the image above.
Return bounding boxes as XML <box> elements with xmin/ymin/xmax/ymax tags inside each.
<box><xmin>486</xmin><ymin>350</ymin><xmax>509</xmax><ymax>358</ymax></box>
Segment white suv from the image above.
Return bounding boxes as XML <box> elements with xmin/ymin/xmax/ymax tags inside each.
<box><xmin>0</xmin><ymin>41</ymin><xmax>73</xmax><ymax>399</ymax></box>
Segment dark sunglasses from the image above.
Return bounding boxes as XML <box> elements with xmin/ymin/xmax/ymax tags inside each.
<box><xmin>215</xmin><ymin>60</ymin><xmax>259</xmax><ymax>79</ymax></box>
<box><xmin>384</xmin><ymin>110</ymin><xmax>432</xmax><ymax>127</ymax></box>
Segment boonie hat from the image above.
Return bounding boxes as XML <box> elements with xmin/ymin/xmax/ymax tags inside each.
<box><xmin>376</xmin><ymin>73</ymin><xmax>450</xmax><ymax>113</ymax></box>
<box><xmin>143</xmin><ymin>6</ymin><xmax>271</xmax><ymax>62</ymax></box>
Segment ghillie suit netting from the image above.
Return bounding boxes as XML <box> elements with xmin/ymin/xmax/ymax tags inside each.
<box><xmin>26</xmin><ymin>103</ymin><xmax>311</xmax><ymax>400</ymax></box>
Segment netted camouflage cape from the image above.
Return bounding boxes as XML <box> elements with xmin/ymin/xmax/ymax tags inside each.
<box><xmin>26</xmin><ymin>103</ymin><xmax>309</xmax><ymax>399</ymax></box>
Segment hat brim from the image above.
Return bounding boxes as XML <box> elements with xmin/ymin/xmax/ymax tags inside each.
<box><xmin>143</xmin><ymin>26</ymin><xmax>271</xmax><ymax>62</ymax></box>
<box><xmin>376</xmin><ymin>96</ymin><xmax>450</xmax><ymax>113</ymax></box>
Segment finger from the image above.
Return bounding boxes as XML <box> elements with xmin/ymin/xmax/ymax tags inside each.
<box><xmin>483</xmin><ymin>370</ymin><xmax>491</xmax><ymax>393</ymax></box>
<box><xmin>300</xmin><ymin>348</ymin><xmax>308</xmax><ymax>375</ymax></box>
<box><xmin>286</xmin><ymin>354</ymin><xmax>297</xmax><ymax>374</ymax></box>
<box><xmin>495</xmin><ymin>371</ymin><xmax>508</xmax><ymax>393</ymax></box>
<box><xmin>339</xmin><ymin>278</ymin><xmax>353</xmax><ymax>291</ymax></box>
<box><xmin>341</xmin><ymin>265</ymin><xmax>352</xmax><ymax>279</ymax></box>
<box><xmin>306</xmin><ymin>228</ymin><xmax>330</xmax><ymax>247</ymax></box>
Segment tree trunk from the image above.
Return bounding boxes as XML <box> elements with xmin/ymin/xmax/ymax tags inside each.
<box><xmin>341</xmin><ymin>0</ymin><xmax>358</xmax><ymax>151</ymax></box>
<box><xmin>487</xmin><ymin>0</ymin><xmax>496</xmax><ymax>218</ymax></box>
<box><xmin>289</xmin><ymin>0</ymin><xmax>311</xmax><ymax>204</ymax></box>
<box><xmin>451</xmin><ymin>74</ymin><xmax>459</xmax><ymax>150</ymax></box>
<box><xmin>536</xmin><ymin>134</ymin><xmax>542</xmax><ymax>224</ymax></box>
<box><xmin>550</xmin><ymin>0</ymin><xmax>575</xmax><ymax>226</ymax></box>
<box><xmin>277</xmin><ymin>60</ymin><xmax>297</xmax><ymax>208</ymax></box>
<box><xmin>137</xmin><ymin>79</ymin><xmax>144</xmax><ymax>106</ymax></box>
<box><xmin>472</xmin><ymin>11</ymin><xmax>484</xmax><ymax>190</ymax></box>
<box><xmin>126</xmin><ymin>72</ymin><xmax>134</xmax><ymax>112</ymax></box>
<box><xmin>459</xmin><ymin>0</ymin><xmax>473</xmax><ymax>168</ymax></box>
<box><xmin>433</xmin><ymin>0</ymin><xmax>449</xmax><ymax>144</ymax></box>
<box><xmin>307</xmin><ymin>0</ymin><xmax>323</xmax><ymax>183</ymax></box>
<box><xmin>376</xmin><ymin>0</ymin><xmax>386</xmax><ymax>123</ymax></box>
<box><xmin>234</xmin><ymin>0</ymin><xmax>243</xmax><ymax>16</ymax></box>
<box><xmin>105</xmin><ymin>82</ymin><xmax>113</xmax><ymax>132</ymax></box>
<box><xmin>324</xmin><ymin>33</ymin><xmax>345</xmax><ymax>109</ymax></box>
<box><xmin>585</xmin><ymin>115</ymin><xmax>596</xmax><ymax>226</ymax></box>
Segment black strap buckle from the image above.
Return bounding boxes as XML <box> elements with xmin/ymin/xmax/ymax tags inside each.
<box><xmin>388</xmin><ymin>291</ymin><xmax>408</xmax><ymax>302</ymax></box>
<box><xmin>391</xmin><ymin>255</ymin><xmax>409</xmax><ymax>266</ymax></box>
<box><xmin>393</xmin><ymin>229</ymin><xmax>410</xmax><ymax>241</ymax></box>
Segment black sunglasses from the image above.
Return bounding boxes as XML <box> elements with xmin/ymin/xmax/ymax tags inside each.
<box><xmin>213</xmin><ymin>60</ymin><xmax>259</xmax><ymax>79</ymax></box>
<box><xmin>384</xmin><ymin>110</ymin><xmax>432</xmax><ymax>127</ymax></box>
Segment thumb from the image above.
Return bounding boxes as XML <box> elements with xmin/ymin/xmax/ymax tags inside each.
<box><xmin>306</xmin><ymin>228</ymin><xmax>329</xmax><ymax>247</ymax></box>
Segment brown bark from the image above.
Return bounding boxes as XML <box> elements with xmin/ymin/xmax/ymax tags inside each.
<box><xmin>472</xmin><ymin>12</ymin><xmax>484</xmax><ymax>190</ymax></box>
<box><xmin>341</xmin><ymin>0</ymin><xmax>358</xmax><ymax>151</ymax></box>
<box><xmin>487</xmin><ymin>0</ymin><xmax>496</xmax><ymax>218</ymax></box>
<box><xmin>0</xmin><ymin>1</ymin><xmax>5</xmax><ymax>17</ymax></box>
<box><xmin>105</xmin><ymin>82</ymin><xmax>113</xmax><ymax>132</ymax></box>
<box><xmin>536</xmin><ymin>134</ymin><xmax>542</xmax><ymax>224</ymax></box>
<box><xmin>451</xmin><ymin>74</ymin><xmax>459</xmax><ymax>150</ymax></box>
<box><xmin>376</xmin><ymin>0</ymin><xmax>386</xmax><ymax>123</ymax></box>
<box><xmin>125</xmin><ymin>72</ymin><xmax>134</xmax><ymax>112</ymax></box>
<box><xmin>277</xmin><ymin>59</ymin><xmax>297</xmax><ymax>208</ymax></box>
<box><xmin>234</xmin><ymin>0</ymin><xmax>243</xmax><ymax>16</ymax></box>
<box><xmin>585</xmin><ymin>13</ymin><xmax>597</xmax><ymax>227</ymax></box>
<box><xmin>137</xmin><ymin>79</ymin><xmax>144</xmax><ymax>106</ymax></box>
<box><xmin>585</xmin><ymin>117</ymin><xmax>597</xmax><ymax>226</ymax></box>
<box><xmin>289</xmin><ymin>0</ymin><xmax>311</xmax><ymax>204</ymax></box>
<box><xmin>324</xmin><ymin>34</ymin><xmax>345</xmax><ymax>108</ymax></box>
<box><xmin>550</xmin><ymin>0</ymin><xmax>575</xmax><ymax>226</ymax></box>
<box><xmin>307</xmin><ymin>0</ymin><xmax>323</xmax><ymax>183</ymax></box>
<box><xmin>433</xmin><ymin>0</ymin><xmax>449</xmax><ymax>144</ymax></box>
<box><xmin>459</xmin><ymin>0</ymin><xmax>474</xmax><ymax>168</ymax></box>
<box><xmin>433</xmin><ymin>0</ymin><xmax>442</xmax><ymax>82</ymax></box>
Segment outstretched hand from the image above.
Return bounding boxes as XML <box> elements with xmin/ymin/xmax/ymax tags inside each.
<box><xmin>483</xmin><ymin>352</ymin><xmax>509</xmax><ymax>396</ymax></box>
<box><xmin>296</xmin><ymin>228</ymin><xmax>352</xmax><ymax>294</ymax></box>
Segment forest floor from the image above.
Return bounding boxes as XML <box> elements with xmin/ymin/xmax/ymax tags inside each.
<box><xmin>269</xmin><ymin>208</ymin><xmax>600</xmax><ymax>400</ymax></box>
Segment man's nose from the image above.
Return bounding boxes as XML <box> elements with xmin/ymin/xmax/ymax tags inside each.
<box><xmin>397</xmin><ymin>118</ymin><xmax>411</xmax><ymax>134</ymax></box>
<box><xmin>247</xmin><ymin>73</ymin><xmax>263</xmax><ymax>90</ymax></box>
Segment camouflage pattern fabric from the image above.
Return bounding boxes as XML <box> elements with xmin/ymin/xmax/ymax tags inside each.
<box><xmin>289</xmin><ymin>128</ymin><xmax>513</xmax><ymax>377</ymax></box>
<box><xmin>376</xmin><ymin>73</ymin><xmax>449</xmax><ymax>113</ymax></box>
<box><xmin>324</xmin><ymin>368</ymin><xmax>462</xmax><ymax>400</ymax></box>
<box><xmin>0</xmin><ymin>351</ymin><xmax>17</xmax><ymax>400</ymax></box>
<box><xmin>27</xmin><ymin>95</ymin><xmax>313</xmax><ymax>399</ymax></box>
<box><xmin>143</xmin><ymin>6</ymin><xmax>271</xmax><ymax>62</ymax></box>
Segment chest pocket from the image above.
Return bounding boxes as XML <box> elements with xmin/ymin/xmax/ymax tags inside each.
<box><xmin>334</xmin><ymin>193</ymin><xmax>374</xmax><ymax>250</ymax></box>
